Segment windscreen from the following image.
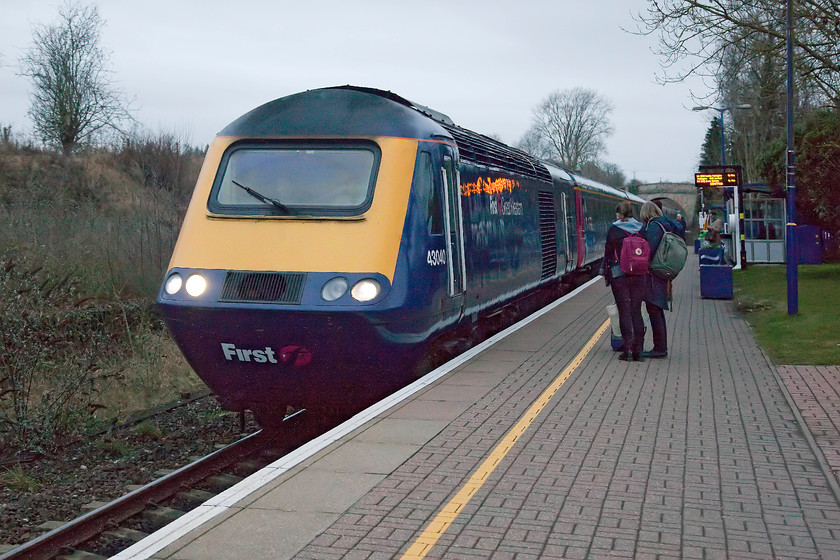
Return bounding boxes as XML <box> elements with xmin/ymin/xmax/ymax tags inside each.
<box><xmin>209</xmin><ymin>141</ymin><xmax>379</xmax><ymax>216</ymax></box>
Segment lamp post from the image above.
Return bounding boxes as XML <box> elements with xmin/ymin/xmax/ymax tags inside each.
<box><xmin>692</xmin><ymin>104</ymin><xmax>753</xmax><ymax>165</ymax></box>
<box><xmin>785</xmin><ymin>0</ymin><xmax>798</xmax><ymax>315</ymax></box>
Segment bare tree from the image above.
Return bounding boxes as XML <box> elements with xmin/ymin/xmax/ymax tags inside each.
<box><xmin>19</xmin><ymin>2</ymin><xmax>132</xmax><ymax>155</ymax></box>
<box><xmin>697</xmin><ymin>26</ymin><xmax>819</xmax><ymax>181</ymax></box>
<box><xmin>633</xmin><ymin>1</ymin><xmax>840</xmax><ymax>106</ymax></box>
<box><xmin>720</xmin><ymin>39</ymin><xmax>791</xmax><ymax>181</ymax></box>
<box><xmin>580</xmin><ymin>161</ymin><xmax>627</xmax><ymax>189</ymax></box>
<box><xmin>522</xmin><ymin>88</ymin><xmax>614</xmax><ymax>171</ymax></box>
<box><xmin>515</xmin><ymin>126</ymin><xmax>553</xmax><ymax>161</ymax></box>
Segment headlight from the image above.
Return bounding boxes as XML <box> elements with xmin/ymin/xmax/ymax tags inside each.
<box><xmin>164</xmin><ymin>273</ymin><xmax>183</xmax><ymax>295</ymax></box>
<box><xmin>351</xmin><ymin>278</ymin><xmax>380</xmax><ymax>302</ymax></box>
<box><xmin>185</xmin><ymin>274</ymin><xmax>207</xmax><ymax>297</ymax></box>
<box><xmin>321</xmin><ymin>277</ymin><xmax>349</xmax><ymax>301</ymax></box>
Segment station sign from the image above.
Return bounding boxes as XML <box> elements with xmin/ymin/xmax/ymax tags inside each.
<box><xmin>695</xmin><ymin>171</ymin><xmax>739</xmax><ymax>188</ymax></box>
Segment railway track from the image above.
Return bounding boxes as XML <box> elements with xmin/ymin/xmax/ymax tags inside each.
<box><xmin>0</xmin><ymin>411</ymin><xmax>314</xmax><ymax>560</ymax></box>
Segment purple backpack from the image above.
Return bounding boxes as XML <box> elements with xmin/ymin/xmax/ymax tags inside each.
<box><xmin>619</xmin><ymin>233</ymin><xmax>651</xmax><ymax>275</ymax></box>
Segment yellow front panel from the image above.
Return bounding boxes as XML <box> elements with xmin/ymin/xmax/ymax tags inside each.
<box><xmin>167</xmin><ymin>136</ymin><xmax>418</xmax><ymax>282</ymax></box>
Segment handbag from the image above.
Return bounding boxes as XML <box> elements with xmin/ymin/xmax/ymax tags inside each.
<box><xmin>609</xmin><ymin>247</ymin><xmax>623</xmax><ymax>278</ymax></box>
<box><xmin>606</xmin><ymin>304</ymin><xmax>622</xmax><ymax>350</ymax></box>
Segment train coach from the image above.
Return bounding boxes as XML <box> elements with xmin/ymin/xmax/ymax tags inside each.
<box><xmin>157</xmin><ymin>86</ymin><xmax>643</xmax><ymax>426</ymax></box>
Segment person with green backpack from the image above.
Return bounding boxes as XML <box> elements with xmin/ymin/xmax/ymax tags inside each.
<box><xmin>639</xmin><ymin>202</ymin><xmax>686</xmax><ymax>358</ymax></box>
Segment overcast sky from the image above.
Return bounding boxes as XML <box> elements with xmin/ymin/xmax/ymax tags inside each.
<box><xmin>0</xmin><ymin>0</ymin><xmax>715</xmax><ymax>184</ymax></box>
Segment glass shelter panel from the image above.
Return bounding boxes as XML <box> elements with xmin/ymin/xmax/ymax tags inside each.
<box><xmin>744</xmin><ymin>195</ymin><xmax>786</xmax><ymax>263</ymax></box>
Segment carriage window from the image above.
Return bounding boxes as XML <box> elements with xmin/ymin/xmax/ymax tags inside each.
<box><xmin>209</xmin><ymin>141</ymin><xmax>379</xmax><ymax>217</ymax></box>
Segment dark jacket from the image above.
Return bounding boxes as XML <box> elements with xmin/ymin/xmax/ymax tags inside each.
<box><xmin>641</xmin><ymin>216</ymin><xmax>683</xmax><ymax>309</ymax></box>
<box><xmin>601</xmin><ymin>218</ymin><xmax>643</xmax><ymax>286</ymax></box>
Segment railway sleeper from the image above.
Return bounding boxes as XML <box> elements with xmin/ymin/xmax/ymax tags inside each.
<box><xmin>80</xmin><ymin>501</ymin><xmax>110</xmax><ymax>513</ymax></box>
<box><xmin>37</xmin><ymin>520</ymin><xmax>65</xmax><ymax>533</ymax></box>
<box><xmin>204</xmin><ymin>473</ymin><xmax>244</xmax><ymax>492</ymax></box>
<box><xmin>56</xmin><ymin>549</ymin><xmax>107</xmax><ymax>560</ymax></box>
<box><xmin>102</xmin><ymin>526</ymin><xmax>149</xmax><ymax>544</ymax></box>
<box><xmin>142</xmin><ymin>505</ymin><xmax>186</xmax><ymax>531</ymax></box>
<box><xmin>232</xmin><ymin>459</ymin><xmax>266</xmax><ymax>476</ymax></box>
<box><xmin>256</xmin><ymin>448</ymin><xmax>284</xmax><ymax>461</ymax></box>
<box><xmin>175</xmin><ymin>488</ymin><xmax>217</xmax><ymax>509</ymax></box>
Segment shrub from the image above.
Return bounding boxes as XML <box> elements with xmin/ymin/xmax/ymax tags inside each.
<box><xmin>0</xmin><ymin>251</ymin><xmax>134</xmax><ymax>449</ymax></box>
<box><xmin>116</xmin><ymin>130</ymin><xmax>203</xmax><ymax>202</ymax></box>
<box><xmin>134</xmin><ymin>420</ymin><xmax>166</xmax><ymax>440</ymax></box>
<box><xmin>761</xmin><ymin>108</ymin><xmax>840</xmax><ymax>237</ymax></box>
<box><xmin>95</xmin><ymin>438</ymin><xmax>132</xmax><ymax>457</ymax></box>
<box><xmin>0</xmin><ymin>467</ymin><xmax>41</xmax><ymax>492</ymax></box>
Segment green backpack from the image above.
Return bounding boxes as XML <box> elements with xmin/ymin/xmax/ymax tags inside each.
<box><xmin>650</xmin><ymin>221</ymin><xmax>688</xmax><ymax>280</ymax></box>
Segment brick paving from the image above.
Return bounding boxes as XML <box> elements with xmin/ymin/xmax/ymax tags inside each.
<box><xmin>291</xmin><ymin>261</ymin><xmax>840</xmax><ymax>559</ymax></box>
<box><xmin>777</xmin><ymin>365</ymin><xmax>840</xmax><ymax>480</ymax></box>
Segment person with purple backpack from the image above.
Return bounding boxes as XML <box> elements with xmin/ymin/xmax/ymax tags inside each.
<box><xmin>600</xmin><ymin>201</ymin><xmax>646</xmax><ymax>362</ymax></box>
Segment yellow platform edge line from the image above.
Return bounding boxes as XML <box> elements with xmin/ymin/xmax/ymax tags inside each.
<box><xmin>399</xmin><ymin>319</ymin><xmax>609</xmax><ymax>559</ymax></box>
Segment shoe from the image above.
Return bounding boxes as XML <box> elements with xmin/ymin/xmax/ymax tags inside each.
<box><xmin>617</xmin><ymin>352</ymin><xmax>632</xmax><ymax>362</ymax></box>
<box><xmin>632</xmin><ymin>353</ymin><xmax>644</xmax><ymax>362</ymax></box>
<box><xmin>641</xmin><ymin>350</ymin><xmax>668</xmax><ymax>359</ymax></box>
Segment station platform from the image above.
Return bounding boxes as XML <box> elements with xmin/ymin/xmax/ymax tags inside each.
<box><xmin>116</xmin><ymin>258</ymin><xmax>840</xmax><ymax>560</ymax></box>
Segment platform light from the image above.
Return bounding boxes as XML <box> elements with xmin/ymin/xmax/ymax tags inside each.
<box><xmin>185</xmin><ymin>274</ymin><xmax>207</xmax><ymax>297</ymax></box>
<box><xmin>321</xmin><ymin>277</ymin><xmax>349</xmax><ymax>301</ymax></box>
<box><xmin>164</xmin><ymin>273</ymin><xmax>183</xmax><ymax>295</ymax></box>
<box><xmin>351</xmin><ymin>278</ymin><xmax>380</xmax><ymax>302</ymax></box>
<box><xmin>691</xmin><ymin>104</ymin><xmax>752</xmax><ymax>165</ymax></box>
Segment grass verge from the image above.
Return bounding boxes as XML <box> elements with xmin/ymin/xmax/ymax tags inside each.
<box><xmin>733</xmin><ymin>263</ymin><xmax>840</xmax><ymax>365</ymax></box>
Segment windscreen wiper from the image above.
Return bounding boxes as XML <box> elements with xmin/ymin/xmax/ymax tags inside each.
<box><xmin>231</xmin><ymin>179</ymin><xmax>290</xmax><ymax>213</ymax></box>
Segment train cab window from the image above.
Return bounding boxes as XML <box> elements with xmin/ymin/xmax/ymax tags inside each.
<box><xmin>209</xmin><ymin>141</ymin><xmax>380</xmax><ymax>217</ymax></box>
<box><xmin>416</xmin><ymin>151</ymin><xmax>444</xmax><ymax>235</ymax></box>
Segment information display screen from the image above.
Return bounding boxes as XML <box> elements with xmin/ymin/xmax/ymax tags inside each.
<box><xmin>695</xmin><ymin>171</ymin><xmax>739</xmax><ymax>188</ymax></box>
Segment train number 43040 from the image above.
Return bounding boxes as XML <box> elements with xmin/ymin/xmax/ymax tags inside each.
<box><xmin>427</xmin><ymin>249</ymin><xmax>447</xmax><ymax>267</ymax></box>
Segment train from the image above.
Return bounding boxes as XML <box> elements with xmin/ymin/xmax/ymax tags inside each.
<box><xmin>156</xmin><ymin>86</ymin><xmax>644</xmax><ymax>427</ymax></box>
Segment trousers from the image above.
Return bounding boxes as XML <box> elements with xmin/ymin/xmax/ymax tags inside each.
<box><xmin>610</xmin><ymin>275</ymin><xmax>646</xmax><ymax>355</ymax></box>
<box><xmin>645</xmin><ymin>302</ymin><xmax>667</xmax><ymax>352</ymax></box>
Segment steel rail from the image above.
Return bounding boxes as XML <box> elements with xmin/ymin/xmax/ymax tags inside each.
<box><xmin>0</xmin><ymin>429</ymin><xmax>269</xmax><ymax>560</ymax></box>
